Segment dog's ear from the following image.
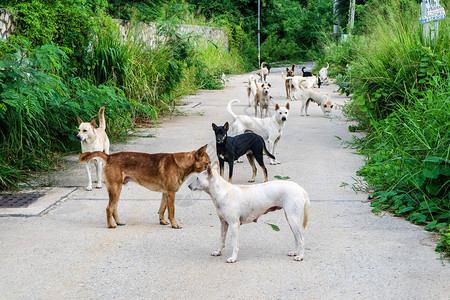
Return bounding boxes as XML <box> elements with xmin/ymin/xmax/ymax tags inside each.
<box><xmin>275</xmin><ymin>103</ymin><xmax>280</xmax><ymax>111</ymax></box>
<box><xmin>77</xmin><ymin>118</ymin><xmax>83</xmax><ymax>125</ymax></box>
<box><xmin>286</xmin><ymin>103</ymin><xmax>290</xmax><ymax>110</ymax></box>
<box><xmin>286</xmin><ymin>67</ymin><xmax>289</xmax><ymax>72</ymax></box>
<box><xmin>292</xmin><ymin>64</ymin><xmax>295</xmax><ymax>70</ymax></box>
<box><xmin>261</xmin><ymin>84</ymin><xmax>265</xmax><ymax>88</ymax></box>
<box><xmin>90</xmin><ymin>119</ymin><xmax>97</xmax><ymax>128</ymax></box>
<box><xmin>268</xmin><ymin>83</ymin><xmax>271</xmax><ymax>87</ymax></box>
<box><xmin>212</xmin><ymin>123</ymin><xmax>218</xmax><ymax>131</ymax></box>
<box><xmin>224</xmin><ymin>122</ymin><xmax>229</xmax><ymax>131</ymax></box>
<box><xmin>196</xmin><ymin>144</ymin><xmax>207</xmax><ymax>154</ymax></box>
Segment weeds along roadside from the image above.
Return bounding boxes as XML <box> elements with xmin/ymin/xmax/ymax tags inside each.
<box><xmin>324</xmin><ymin>0</ymin><xmax>450</xmax><ymax>256</ymax></box>
<box><xmin>0</xmin><ymin>19</ymin><xmax>245</xmax><ymax>190</ymax></box>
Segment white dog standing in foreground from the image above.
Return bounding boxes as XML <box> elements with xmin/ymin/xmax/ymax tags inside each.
<box><xmin>189</xmin><ymin>163</ymin><xmax>310</xmax><ymax>263</ymax></box>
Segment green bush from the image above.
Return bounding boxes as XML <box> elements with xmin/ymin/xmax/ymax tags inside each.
<box><xmin>0</xmin><ymin>38</ymin><xmax>134</xmax><ymax>189</ymax></box>
<box><xmin>342</xmin><ymin>0</ymin><xmax>450</xmax><ymax>256</ymax></box>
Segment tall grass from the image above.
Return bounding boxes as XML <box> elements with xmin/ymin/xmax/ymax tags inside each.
<box><xmin>342</xmin><ymin>0</ymin><xmax>450</xmax><ymax>255</ymax></box>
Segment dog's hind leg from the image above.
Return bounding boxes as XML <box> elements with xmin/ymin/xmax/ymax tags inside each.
<box><xmin>159</xmin><ymin>193</ymin><xmax>169</xmax><ymax>225</ymax></box>
<box><xmin>253</xmin><ymin>153</ymin><xmax>269</xmax><ymax>182</ymax></box>
<box><xmin>106</xmin><ymin>181</ymin><xmax>125</xmax><ymax>228</ymax></box>
<box><xmin>94</xmin><ymin>158</ymin><xmax>103</xmax><ymax>189</ymax></box>
<box><xmin>284</xmin><ymin>209</ymin><xmax>305</xmax><ymax>261</ymax></box>
<box><xmin>85</xmin><ymin>162</ymin><xmax>93</xmax><ymax>191</ymax></box>
<box><xmin>212</xmin><ymin>218</ymin><xmax>229</xmax><ymax>257</ymax></box>
<box><xmin>246</xmin><ymin>153</ymin><xmax>257</xmax><ymax>182</ymax></box>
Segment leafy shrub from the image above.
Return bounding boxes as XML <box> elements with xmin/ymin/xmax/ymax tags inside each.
<box><xmin>342</xmin><ymin>0</ymin><xmax>450</xmax><ymax>256</ymax></box>
<box><xmin>0</xmin><ymin>38</ymin><xmax>134</xmax><ymax>189</ymax></box>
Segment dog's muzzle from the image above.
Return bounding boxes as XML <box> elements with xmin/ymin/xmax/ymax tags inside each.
<box><xmin>76</xmin><ymin>135</ymin><xmax>83</xmax><ymax>141</ymax></box>
<box><xmin>281</xmin><ymin>116</ymin><xmax>287</xmax><ymax>122</ymax></box>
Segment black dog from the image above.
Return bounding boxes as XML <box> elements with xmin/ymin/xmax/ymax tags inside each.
<box><xmin>212</xmin><ymin>122</ymin><xmax>275</xmax><ymax>183</ymax></box>
<box><xmin>301</xmin><ymin>66</ymin><xmax>313</xmax><ymax>77</ymax></box>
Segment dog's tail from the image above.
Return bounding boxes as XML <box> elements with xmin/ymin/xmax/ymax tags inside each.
<box><xmin>301</xmin><ymin>67</ymin><xmax>306</xmax><ymax>72</ymax></box>
<box><xmin>98</xmin><ymin>106</ymin><xmax>106</xmax><ymax>130</ymax></box>
<box><xmin>303</xmin><ymin>192</ymin><xmax>310</xmax><ymax>229</ymax></box>
<box><xmin>281</xmin><ymin>72</ymin><xmax>286</xmax><ymax>80</ymax></box>
<box><xmin>299</xmin><ymin>79</ymin><xmax>307</xmax><ymax>91</ymax></box>
<box><xmin>227</xmin><ymin>99</ymin><xmax>240</xmax><ymax>120</ymax></box>
<box><xmin>79</xmin><ymin>151</ymin><xmax>109</xmax><ymax>163</ymax></box>
<box><xmin>325</xmin><ymin>62</ymin><xmax>329</xmax><ymax>70</ymax></box>
<box><xmin>261</xmin><ymin>61</ymin><xmax>266</xmax><ymax>68</ymax></box>
<box><xmin>262</xmin><ymin>142</ymin><xmax>275</xmax><ymax>160</ymax></box>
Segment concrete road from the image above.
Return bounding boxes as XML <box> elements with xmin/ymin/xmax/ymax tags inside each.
<box><xmin>1</xmin><ymin>65</ymin><xmax>449</xmax><ymax>299</ymax></box>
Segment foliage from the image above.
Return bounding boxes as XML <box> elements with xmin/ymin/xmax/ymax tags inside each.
<box><xmin>341</xmin><ymin>0</ymin><xmax>450</xmax><ymax>256</ymax></box>
<box><xmin>187</xmin><ymin>0</ymin><xmax>335</xmax><ymax>64</ymax></box>
<box><xmin>0</xmin><ymin>37</ymin><xmax>134</xmax><ymax>189</ymax></box>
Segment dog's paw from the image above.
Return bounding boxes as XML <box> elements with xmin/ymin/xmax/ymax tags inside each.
<box><xmin>86</xmin><ymin>186</ymin><xmax>93</xmax><ymax>191</ymax></box>
<box><xmin>95</xmin><ymin>185</ymin><xmax>102</xmax><ymax>189</ymax></box>
<box><xmin>236</xmin><ymin>159</ymin><xmax>243</xmax><ymax>163</ymax></box>
<box><xmin>171</xmin><ymin>223</ymin><xmax>183</xmax><ymax>229</ymax></box>
<box><xmin>248</xmin><ymin>179</ymin><xmax>255</xmax><ymax>183</ymax></box>
<box><xmin>211</xmin><ymin>250</ymin><xmax>222</xmax><ymax>256</ymax></box>
<box><xmin>288</xmin><ymin>251</ymin><xmax>304</xmax><ymax>261</ymax></box>
<box><xmin>107</xmin><ymin>223</ymin><xmax>117</xmax><ymax>229</ymax></box>
<box><xmin>226</xmin><ymin>257</ymin><xmax>237</xmax><ymax>263</ymax></box>
<box><xmin>160</xmin><ymin>219</ymin><xmax>169</xmax><ymax>226</ymax></box>
<box><xmin>116</xmin><ymin>221</ymin><xmax>126</xmax><ymax>226</ymax></box>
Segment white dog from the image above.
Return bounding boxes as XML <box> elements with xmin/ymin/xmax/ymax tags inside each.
<box><xmin>247</xmin><ymin>74</ymin><xmax>258</xmax><ymax>107</ymax></box>
<box><xmin>256</xmin><ymin>62</ymin><xmax>270</xmax><ymax>83</ymax></box>
<box><xmin>227</xmin><ymin>99</ymin><xmax>289</xmax><ymax>165</ymax></box>
<box><xmin>288</xmin><ymin>75</ymin><xmax>319</xmax><ymax>101</ymax></box>
<box><xmin>77</xmin><ymin>106</ymin><xmax>110</xmax><ymax>190</ymax></box>
<box><xmin>188</xmin><ymin>162</ymin><xmax>310</xmax><ymax>263</ymax></box>
<box><xmin>300</xmin><ymin>87</ymin><xmax>333</xmax><ymax>116</ymax></box>
<box><xmin>319</xmin><ymin>62</ymin><xmax>329</xmax><ymax>86</ymax></box>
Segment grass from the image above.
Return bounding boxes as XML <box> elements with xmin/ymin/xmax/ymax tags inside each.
<box><xmin>341</xmin><ymin>0</ymin><xmax>450</xmax><ymax>256</ymax></box>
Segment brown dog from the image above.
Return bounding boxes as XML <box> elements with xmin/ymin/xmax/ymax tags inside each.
<box><xmin>79</xmin><ymin>145</ymin><xmax>210</xmax><ymax>229</ymax></box>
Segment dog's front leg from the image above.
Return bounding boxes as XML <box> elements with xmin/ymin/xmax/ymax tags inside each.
<box><xmin>85</xmin><ymin>162</ymin><xmax>93</xmax><ymax>191</ymax></box>
<box><xmin>227</xmin><ymin>162</ymin><xmax>234</xmax><ymax>183</ymax></box>
<box><xmin>166</xmin><ymin>192</ymin><xmax>182</xmax><ymax>229</ymax></box>
<box><xmin>211</xmin><ymin>219</ymin><xmax>228</xmax><ymax>257</ymax></box>
<box><xmin>227</xmin><ymin>223</ymin><xmax>240</xmax><ymax>263</ymax></box>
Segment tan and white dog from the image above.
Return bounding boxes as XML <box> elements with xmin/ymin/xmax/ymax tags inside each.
<box><xmin>188</xmin><ymin>162</ymin><xmax>310</xmax><ymax>263</ymax></box>
<box><xmin>254</xmin><ymin>80</ymin><xmax>272</xmax><ymax>118</ymax></box>
<box><xmin>319</xmin><ymin>62</ymin><xmax>329</xmax><ymax>86</ymax></box>
<box><xmin>300</xmin><ymin>87</ymin><xmax>334</xmax><ymax>116</ymax></box>
<box><xmin>77</xmin><ymin>106</ymin><xmax>110</xmax><ymax>191</ymax></box>
<box><xmin>227</xmin><ymin>99</ymin><xmax>289</xmax><ymax>165</ymax></box>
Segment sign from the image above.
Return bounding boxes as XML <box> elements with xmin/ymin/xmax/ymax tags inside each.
<box><xmin>420</xmin><ymin>0</ymin><xmax>446</xmax><ymax>24</ymax></box>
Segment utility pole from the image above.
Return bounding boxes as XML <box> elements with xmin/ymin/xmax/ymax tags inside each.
<box><xmin>348</xmin><ymin>0</ymin><xmax>355</xmax><ymax>36</ymax></box>
<box><xmin>258</xmin><ymin>0</ymin><xmax>261</xmax><ymax>66</ymax></box>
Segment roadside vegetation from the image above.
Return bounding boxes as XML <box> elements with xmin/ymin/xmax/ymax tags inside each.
<box><xmin>0</xmin><ymin>0</ymin><xmax>448</xmax><ymax>256</ymax></box>
<box><xmin>319</xmin><ymin>0</ymin><xmax>449</xmax><ymax>256</ymax></box>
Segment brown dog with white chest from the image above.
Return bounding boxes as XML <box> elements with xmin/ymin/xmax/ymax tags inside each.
<box><xmin>79</xmin><ymin>145</ymin><xmax>210</xmax><ymax>229</ymax></box>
